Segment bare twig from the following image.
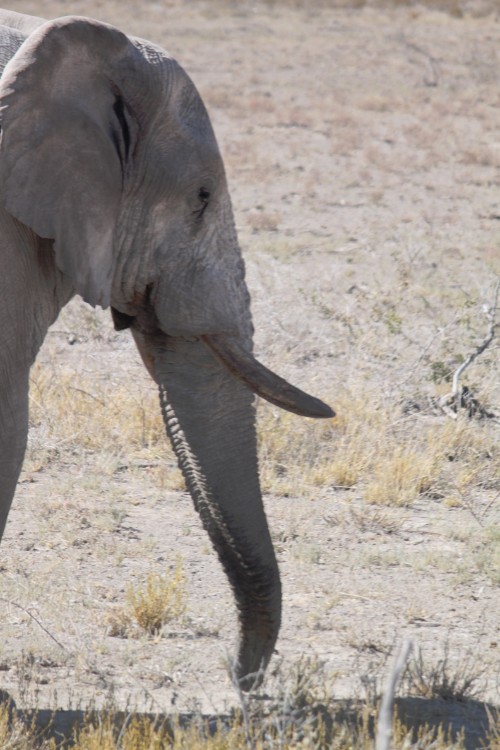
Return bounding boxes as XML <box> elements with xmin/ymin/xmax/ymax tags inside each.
<box><xmin>68</xmin><ymin>386</ymin><xmax>106</xmax><ymax>406</ymax></box>
<box><xmin>0</xmin><ymin>597</ymin><xmax>66</xmax><ymax>651</ymax></box>
<box><xmin>451</xmin><ymin>279</ymin><xmax>499</xmax><ymax>396</ymax></box>
<box><xmin>457</xmin><ymin>489</ymin><xmax>498</xmax><ymax>529</ymax></box>
<box><xmin>397</xmin><ymin>311</ymin><xmax>462</xmax><ymax>388</ymax></box>
<box><xmin>338</xmin><ymin>591</ymin><xmax>376</xmax><ymax>602</ymax></box>
<box><xmin>375</xmin><ymin>639</ymin><xmax>413</xmax><ymax>750</ymax></box>
<box><xmin>440</xmin><ymin>279</ymin><xmax>500</xmax><ymax>419</ymax></box>
<box><xmin>400</xmin><ymin>36</ymin><xmax>440</xmax><ymax>87</ymax></box>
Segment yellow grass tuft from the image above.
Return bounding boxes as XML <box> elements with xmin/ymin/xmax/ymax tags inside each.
<box><xmin>126</xmin><ymin>560</ymin><xmax>187</xmax><ymax>635</ymax></box>
<box><xmin>72</xmin><ymin>715</ymin><xmax>172</xmax><ymax>750</ymax></box>
<box><xmin>27</xmin><ymin>361</ymin><xmax>186</xmax><ymax>490</ymax></box>
<box><xmin>257</xmin><ymin>390</ymin><xmax>391</xmax><ymax>497</ymax></box>
<box><xmin>70</xmin><ymin>715</ymin><xmax>249</xmax><ymax>750</ymax></box>
<box><xmin>363</xmin><ymin>444</ymin><xmax>439</xmax><ymax>507</ymax></box>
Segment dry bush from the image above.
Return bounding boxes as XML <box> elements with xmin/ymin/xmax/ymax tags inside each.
<box><xmin>403</xmin><ymin>645</ymin><xmax>484</xmax><ymax>702</ymax></box>
<box><xmin>125</xmin><ymin>560</ymin><xmax>187</xmax><ymax>636</ymax></box>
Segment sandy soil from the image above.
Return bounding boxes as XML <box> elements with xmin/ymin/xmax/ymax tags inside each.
<box><xmin>0</xmin><ymin>0</ymin><xmax>498</xmax><ymax>732</ymax></box>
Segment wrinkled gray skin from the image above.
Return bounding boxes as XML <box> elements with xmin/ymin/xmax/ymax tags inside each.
<box><xmin>0</xmin><ymin>9</ymin><xmax>333</xmax><ymax>689</ymax></box>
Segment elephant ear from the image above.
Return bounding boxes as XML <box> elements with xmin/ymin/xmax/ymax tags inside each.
<box><xmin>0</xmin><ymin>17</ymin><xmax>137</xmax><ymax>307</ymax></box>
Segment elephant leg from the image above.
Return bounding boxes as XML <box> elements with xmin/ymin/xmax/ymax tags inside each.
<box><xmin>0</xmin><ymin>366</ymin><xmax>29</xmax><ymax>541</ymax></box>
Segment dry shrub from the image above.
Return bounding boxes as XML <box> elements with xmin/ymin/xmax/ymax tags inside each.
<box><xmin>404</xmin><ymin>645</ymin><xmax>484</xmax><ymax>702</ymax></box>
<box><xmin>258</xmin><ymin>388</ymin><xmax>499</xmax><ymax>506</ymax></box>
<box><xmin>126</xmin><ymin>560</ymin><xmax>187</xmax><ymax>635</ymax></box>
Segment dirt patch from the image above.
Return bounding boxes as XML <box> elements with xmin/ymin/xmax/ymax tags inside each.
<box><xmin>1</xmin><ymin>0</ymin><xmax>498</xmax><ymax>727</ymax></box>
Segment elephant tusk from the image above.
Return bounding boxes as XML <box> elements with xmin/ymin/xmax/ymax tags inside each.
<box><xmin>202</xmin><ymin>334</ymin><xmax>335</xmax><ymax>419</ymax></box>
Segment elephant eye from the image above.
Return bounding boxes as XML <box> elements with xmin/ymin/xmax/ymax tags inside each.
<box><xmin>194</xmin><ymin>186</ymin><xmax>210</xmax><ymax>220</ymax></box>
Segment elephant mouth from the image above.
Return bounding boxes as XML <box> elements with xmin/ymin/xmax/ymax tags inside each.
<box><xmin>202</xmin><ymin>334</ymin><xmax>334</xmax><ymax>419</ymax></box>
<box><xmin>115</xmin><ymin>303</ymin><xmax>334</xmax><ymax>419</ymax></box>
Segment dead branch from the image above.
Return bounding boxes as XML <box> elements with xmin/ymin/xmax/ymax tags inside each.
<box><xmin>400</xmin><ymin>36</ymin><xmax>440</xmax><ymax>87</ymax></box>
<box><xmin>440</xmin><ymin>279</ymin><xmax>499</xmax><ymax>419</ymax></box>
<box><xmin>453</xmin><ymin>281</ymin><xmax>499</xmax><ymax>394</ymax></box>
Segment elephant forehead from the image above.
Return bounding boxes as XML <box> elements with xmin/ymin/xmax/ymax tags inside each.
<box><xmin>152</xmin><ymin>95</ymin><xmax>220</xmax><ymax>159</ymax></box>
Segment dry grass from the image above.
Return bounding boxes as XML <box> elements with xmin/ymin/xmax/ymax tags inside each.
<box><xmin>28</xmin><ymin>361</ymin><xmax>499</xmax><ymax>514</ymax></box>
<box><xmin>257</xmin><ymin>389</ymin><xmax>499</xmax><ymax>506</ymax></box>
<box><xmin>1</xmin><ymin>654</ymin><xmax>497</xmax><ymax>748</ymax></box>
<box><xmin>26</xmin><ymin>361</ymin><xmax>185</xmax><ymax>493</ymax></box>
<box><xmin>28</xmin><ymin>363</ymin><xmax>165</xmax><ymax>461</ymax></box>
<box><xmin>0</xmin><ymin>700</ymin><xmax>54</xmax><ymax>749</ymax></box>
<box><xmin>252</xmin><ymin>0</ymin><xmax>496</xmax><ymax>16</ymax></box>
<box><xmin>125</xmin><ymin>560</ymin><xmax>187</xmax><ymax>636</ymax></box>
<box><xmin>106</xmin><ymin>560</ymin><xmax>187</xmax><ymax>638</ymax></box>
<box><xmin>246</xmin><ymin>209</ymin><xmax>282</xmax><ymax>233</ymax></box>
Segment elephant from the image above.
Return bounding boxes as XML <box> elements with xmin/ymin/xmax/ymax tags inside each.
<box><xmin>0</xmin><ymin>9</ymin><xmax>334</xmax><ymax>690</ymax></box>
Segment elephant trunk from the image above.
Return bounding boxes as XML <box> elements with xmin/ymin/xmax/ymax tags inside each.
<box><xmin>141</xmin><ymin>331</ymin><xmax>281</xmax><ymax>689</ymax></box>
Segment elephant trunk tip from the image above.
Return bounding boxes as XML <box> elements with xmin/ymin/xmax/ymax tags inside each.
<box><xmin>232</xmin><ymin>649</ymin><xmax>269</xmax><ymax>693</ymax></box>
<box><xmin>232</xmin><ymin>601</ymin><xmax>280</xmax><ymax>693</ymax></box>
<box><xmin>234</xmin><ymin>664</ymin><xmax>266</xmax><ymax>693</ymax></box>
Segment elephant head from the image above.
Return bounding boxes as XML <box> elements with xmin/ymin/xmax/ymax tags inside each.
<box><xmin>0</xmin><ymin>16</ymin><xmax>333</xmax><ymax>689</ymax></box>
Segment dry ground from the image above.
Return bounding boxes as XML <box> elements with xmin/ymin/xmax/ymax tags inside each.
<box><xmin>0</xmin><ymin>0</ymin><xmax>499</xmax><ymax>742</ymax></box>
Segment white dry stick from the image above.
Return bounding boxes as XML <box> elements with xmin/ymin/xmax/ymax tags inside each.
<box><xmin>451</xmin><ymin>279</ymin><xmax>500</xmax><ymax>397</ymax></box>
<box><xmin>375</xmin><ymin>639</ymin><xmax>413</xmax><ymax>750</ymax></box>
<box><xmin>441</xmin><ymin>278</ymin><xmax>500</xmax><ymax>418</ymax></box>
